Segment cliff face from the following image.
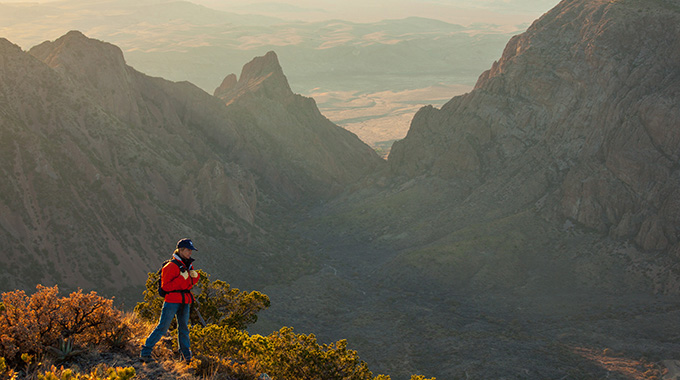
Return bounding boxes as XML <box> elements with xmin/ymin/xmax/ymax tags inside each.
<box><xmin>388</xmin><ymin>0</ymin><xmax>680</xmax><ymax>252</ymax></box>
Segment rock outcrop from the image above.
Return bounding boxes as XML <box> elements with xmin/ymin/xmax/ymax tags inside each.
<box><xmin>388</xmin><ymin>0</ymin><xmax>680</xmax><ymax>252</ymax></box>
<box><xmin>215</xmin><ymin>51</ymin><xmax>385</xmax><ymax>199</ymax></box>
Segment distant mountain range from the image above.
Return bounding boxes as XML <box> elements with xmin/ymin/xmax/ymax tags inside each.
<box><xmin>0</xmin><ymin>0</ymin><xmax>521</xmax><ymax>150</ymax></box>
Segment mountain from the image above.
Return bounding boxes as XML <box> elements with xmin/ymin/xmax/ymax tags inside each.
<box><xmin>0</xmin><ymin>0</ymin><xmax>520</xmax><ymax>152</ymax></box>
<box><xmin>0</xmin><ymin>31</ymin><xmax>381</xmax><ymax>301</ymax></box>
<box><xmin>248</xmin><ymin>0</ymin><xmax>680</xmax><ymax>379</ymax></box>
<box><xmin>389</xmin><ymin>0</ymin><xmax>680</xmax><ymax>254</ymax></box>
<box><xmin>3</xmin><ymin>0</ymin><xmax>680</xmax><ymax>379</ymax></box>
<box><xmin>215</xmin><ymin>50</ymin><xmax>384</xmax><ymax>199</ymax></box>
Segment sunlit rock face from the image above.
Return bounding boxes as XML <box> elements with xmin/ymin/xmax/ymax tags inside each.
<box><xmin>388</xmin><ymin>0</ymin><xmax>680</xmax><ymax>251</ymax></box>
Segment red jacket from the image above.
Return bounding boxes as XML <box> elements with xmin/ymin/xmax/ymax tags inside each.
<box><xmin>161</xmin><ymin>259</ymin><xmax>200</xmax><ymax>304</ymax></box>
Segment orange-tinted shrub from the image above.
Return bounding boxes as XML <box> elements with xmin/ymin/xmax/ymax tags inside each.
<box><xmin>0</xmin><ymin>285</ymin><xmax>124</xmax><ymax>363</ymax></box>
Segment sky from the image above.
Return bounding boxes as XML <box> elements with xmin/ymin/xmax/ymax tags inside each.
<box><xmin>1</xmin><ymin>0</ymin><xmax>561</xmax><ymax>26</ymax></box>
<box><xmin>194</xmin><ymin>0</ymin><xmax>559</xmax><ymax>25</ymax></box>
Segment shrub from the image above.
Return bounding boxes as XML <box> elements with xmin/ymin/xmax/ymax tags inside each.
<box><xmin>193</xmin><ymin>272</ymin><xmax>270</xmax><ymax>329</ymax></box>
<box><xmin>189</xmin><ymin>324</ymin><xmax>392</xmax><ymax>380</ymax></box>
<box><xmin>134</xmin><ymin>270</ymin><xmax>270</xmax><ymax>330</ymax></box>
<box><xmin>243</xmin><ymin>327</ymin><xmax>375</xmax><ymax>380</ymax></box>
<box><xmin>132</xmin><ymin>270</ymin><xmax>164</xmax><ymax>324</ymax></box>
<box><xmin>36</xmin><ymin>364</ymin><xmax>135</xmax><ymax>380</ymax></box>
<box><xmin>0</xmin><ymin>285</ymin><xmax>124</xmax><ymax>363</ymax></box>
<box><xmin>189</xmin><ymin>324</ymin><xmax>249</xmax><ymax>359</ymax></box>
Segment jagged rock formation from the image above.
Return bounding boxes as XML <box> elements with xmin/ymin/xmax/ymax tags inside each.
<box><xmin>0</xmin><ymin>32</ymin><xmax>380</xmax><ymax>298</ymax></box>
<box><xmin>215</xmin><ymin>51</ymin><xmax>384</xmax><ymax>199</ymax></box>
<box><xmin>388</xmin><ymin>0</ymin><xmax>680</xmax><ymax>253</ymax></box>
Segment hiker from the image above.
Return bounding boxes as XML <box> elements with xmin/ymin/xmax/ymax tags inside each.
<box><xmin>140</xmin><ymin>238</ymin><xmax>200</xmax><ymax>363</ymax></box>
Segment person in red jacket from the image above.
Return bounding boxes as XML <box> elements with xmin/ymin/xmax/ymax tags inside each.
<box><xmin>140</xmin><ymin>238</ymin><xmax>200</xmax><ymax>362</ymax></box>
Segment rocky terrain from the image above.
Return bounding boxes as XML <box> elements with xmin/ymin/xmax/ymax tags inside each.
<box><xmin>2</xmin><ymin>0</ymin><xmax>680</xmax><ymax>379</ymax></box>
<box><xmin>0</xmin><ymin>30</ymin><xmax>381</xmax><ymax>301</ymax></box>
<box><xmin>214</xmin><ymin>50</ymin><xmax>384</xmax><ymax>199</ymax></box>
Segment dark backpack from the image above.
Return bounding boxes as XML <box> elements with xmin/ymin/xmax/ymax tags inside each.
<box><xmin>157</xmin><ymin>259</ymin><xmax>185</xmax><ymax>297</ymax></box>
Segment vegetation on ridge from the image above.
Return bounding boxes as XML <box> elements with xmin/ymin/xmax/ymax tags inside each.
<box><xmin>0</xmin><ymin>275</ymin><xmax>435</xmax><ymax>380</ymax></box>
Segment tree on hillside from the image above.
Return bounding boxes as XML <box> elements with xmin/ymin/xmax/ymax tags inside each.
<box><xmin>134</xmin><ymin>269</ymin><xmax>269</xmax><ymax>330</ymax></box>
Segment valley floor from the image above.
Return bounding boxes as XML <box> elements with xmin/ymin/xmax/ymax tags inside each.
<box><xmin>249</xmin><ymin>200</ymin><xmax>680</xmax><ymax>380</ymax></box>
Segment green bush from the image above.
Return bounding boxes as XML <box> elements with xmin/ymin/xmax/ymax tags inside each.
<box><xmin>193</xmin><ymin>272</ymin><xmax>270</xmax><ymax>329</ymax></box>
<box><xmin>190</xmin><ymin>324</ymin><xmax>390</xmax><ymax>380</ymax></box>
<box><xmin>190</xmin><ymin>324</ymin><xmax>249</xmax><ymax>359</ymax></box>
<box><xmin>132</xmin><ymin>270</ymin><xmax>164</xmax><ymax>323</ymax></box>
<box><xmin>134</xmin><ymin>270</ymin><xmax>270</xmax><ymax>330</ymax></box>
<box><xmin>244</xmin><ymin>327</ymin><xmax>374</xmax><ymax>380</ymax></box>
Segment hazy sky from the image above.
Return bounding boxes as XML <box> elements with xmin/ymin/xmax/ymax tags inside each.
<box><xmin>195</xmin><ymin>0</ymin><xmax>560</xmax><ymax>25</ymax></box>
<box><xmin>2</xmin><ymin>0</ymin><xmax>561</xmax><ymax>26</ymax></box>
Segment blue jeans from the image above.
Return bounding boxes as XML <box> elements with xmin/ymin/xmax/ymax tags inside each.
<box><xmin>141</xmin><ymin>302</ymin><xmax>191</xmax><ymax>360</ymax></box>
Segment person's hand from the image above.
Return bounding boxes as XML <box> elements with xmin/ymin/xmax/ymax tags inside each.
<box><xmin>180</xmin><ymin>271</ymin><xmax>189</xmax><ymax>280</ymax></box>
<box><xmin>190</xmin><ymin>270</ymin><xmax>198</xmax><ymax>278</ymax></box>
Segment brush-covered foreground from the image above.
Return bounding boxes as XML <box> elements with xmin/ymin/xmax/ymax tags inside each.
<box><xmin>0</xmin><ymin>274</ymin><xmax>435</xmax><ymax>380</ymax></box>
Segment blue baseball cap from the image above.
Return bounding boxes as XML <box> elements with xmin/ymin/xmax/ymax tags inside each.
<box><xmin>177</xmin><ymin>238</ymin><xmax>198</xmax><ymax>251</ymax></box>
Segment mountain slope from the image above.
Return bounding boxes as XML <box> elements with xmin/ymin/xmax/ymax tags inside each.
<box><xmin>0</xmin><ymin>32</ymin><xmax>263</xmax><ymax>297</ymax></box>
<box><xmin>0</xmin><ymin>31</ymin><xmax>379</xmax><ymax>301</ymax></box>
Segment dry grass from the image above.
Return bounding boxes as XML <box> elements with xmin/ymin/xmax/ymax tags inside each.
<box><xmin>1</xmin><ymin>311</ymin><xmax>204</xmax><ymax>380</ymax></box>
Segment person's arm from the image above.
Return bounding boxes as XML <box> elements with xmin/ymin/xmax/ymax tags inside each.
<box><xmin>161</xmin><ymin>263</ymin><xmax>187</xmax><ymax>292</ymax></box>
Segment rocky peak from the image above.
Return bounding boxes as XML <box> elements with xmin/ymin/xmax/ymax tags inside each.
<box><xmin>214</xmin><ymin>51</ymin><xmax>293</xmax><ymax>105</ymax></box>
<box><xmin>29</xmin><ymin>30</ymin><xmax>127</xmax><ymax>82</ymax></box>
<box><xmin>214</xmin><ymin>51</ymin><xmax>384</xmax><ymax>199</ymax></box>
<box><xmin>239</xmin><ymin>50</ymin><xmax>288</xmax><ymax>86</ymax></box>
<box><xmin>28</xmin><ymin>30</ymin><xmax>145</xmax><ymax>124</ymax></box>
<box><xmin>213</xmin><ymin>73</ymin><xmax>237</xmax><ymax>98</ymax></box>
